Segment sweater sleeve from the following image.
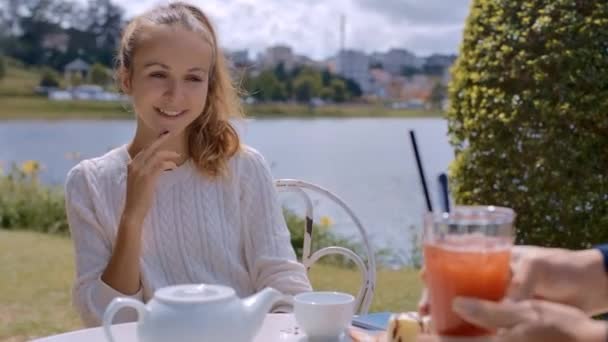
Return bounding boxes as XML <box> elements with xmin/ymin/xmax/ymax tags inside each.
<box><xmin>65</xmin><ymin>162</ymin><xmax>142</xmax><ymax>327</ymax></box>
<box><xmin>240</xmin><ymin>148</ymin><xmax>312</xmax><ymax>300</ymax></box>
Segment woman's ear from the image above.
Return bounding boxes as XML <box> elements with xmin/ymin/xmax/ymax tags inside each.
<box><xmin>119</xmin><ymin>68</ymin><xmax>132</xmax><ymax>94</ymax></box>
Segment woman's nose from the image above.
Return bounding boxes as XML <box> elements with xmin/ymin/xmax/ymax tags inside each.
<box><xmin>164</xmin><ymin>79</ymin><xmax>185</xmax><ymax>101</ymax></box>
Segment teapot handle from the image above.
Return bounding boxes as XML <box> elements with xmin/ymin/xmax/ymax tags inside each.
<box><xmin>103</xmin><ymin>298</ymin><xmax>146</xmax><ymax>342</ymax></box>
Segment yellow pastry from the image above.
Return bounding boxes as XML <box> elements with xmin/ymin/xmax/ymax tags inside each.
<box><xmin>385</xmin><ymin>312</ymin><xmax>422</xmax><ymax>342</ymax></box>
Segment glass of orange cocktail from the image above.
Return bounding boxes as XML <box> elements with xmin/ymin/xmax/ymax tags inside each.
<box><xmin>423</xmin><ymin>206</ymin><xmax>515</xmax><ymax>338</ymax></box>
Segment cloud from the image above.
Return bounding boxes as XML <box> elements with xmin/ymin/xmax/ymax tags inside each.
<box><xmin>353</xmin><ymin>0</ymin><xmax>471</xmax><ymax>25</ymax></box>
<box><xmin>118</xmin><ymin>0</ymin><xmax>470</xmax><ymax>59</ymax></box>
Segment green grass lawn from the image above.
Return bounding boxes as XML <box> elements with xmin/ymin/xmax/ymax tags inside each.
<box><xmin>1</xmin><ymin>230</ymin><xmax>81</xmax><ymax>342</ymax></box>
<box><xmin>0</xmin><ymin>96</ymin><xmax>131</xmax><ymax>120</ymax></box>
<box><xmin>0</xmin><ymin>60</ymin><xmax>45</xmax><ymax>97</ymax></box>
<box><xmin>0</xmin><ymin>229</ymin><xmax>423</xmax><ymax>341</ymax></box>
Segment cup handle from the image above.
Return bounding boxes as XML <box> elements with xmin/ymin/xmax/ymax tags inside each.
<box><xmin>103</xmin><ymin>297</ymin><xmax>146</xmax><ymax>342</ymax></box>
<box><xmin>281</xmin><ymin>294</ymin><xmax>295</xmax><ymax>307</ymax></box>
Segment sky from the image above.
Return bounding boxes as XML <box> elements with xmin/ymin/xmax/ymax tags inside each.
<box><xmin>119</xmin><ymin>0</ymin><xmax>472</xmax><ymax>60</ymax></box>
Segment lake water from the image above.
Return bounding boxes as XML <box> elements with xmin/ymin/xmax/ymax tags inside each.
<box><xmin>0</xmin><ymin>118</ymin><xmax>453</xmax><ymax>266</ymax></box>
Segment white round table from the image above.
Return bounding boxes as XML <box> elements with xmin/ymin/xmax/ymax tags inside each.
<box><xmin>32</xmin><ymin>314</ymin><xmax>356</xmax><ymax>341</ymax></box>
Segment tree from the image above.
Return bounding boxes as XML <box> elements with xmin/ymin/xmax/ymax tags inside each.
<box><xmin>39</xmin><ymin>67</ymin><xmax>60</xmax><ymax>87</ymax></box>
<box><xmin>330</xmin><ymin>79</ymin><xmax>347</xmax><ymax>103</ymax></box>
<box><xmin>0</xmin><ymin>56</ymin><xmax>5</xmax><ymax>81</ymax></box>
<box><xmin>428</xmin><ymin>82</ymin><xmax>446</xmax><ymax>110</ymax></box>
<box><xmin>401</xmin><ymin>66</ymin><xmax>420</xmax><ymax>77</ymax></box>
<box><xmin>294</xmin><ymin>74</ymin><xmax>316</xmax><ymax>103</ymax></box>
<box><xmin>0</xmin><ymin>0</ymin><xmax>124</xmax><ymax>68</ymax></box>
<box><xmin>84</xmin><ymin>0</ymin><xmax>125</xmax><ymax>67</ymax></box>
<box><xmin>3</xmin><ymin>0</ymin><xmax>80</xmax><ymax>65</ymax></box>
<box><xmin>321</xmin><ymin>69</ymin><xmax>332</xmax><ymax>87</ymax></box>
<box><xmin>241</xmin><ymin>72</ymin><xmax>257</xmax><ymax>98</ymax></box>
<box><xmin>284</xmin><ymin>79</ymin><xmax>294</xmax><ymax>99</ymax></box>
<box><xmin>247</xmin><ymin>70</ymin><xmax>285</xmax><ymax>102</ymax></box>
<box><xmin>320</xmin><ymin>87</ymin><xmax>333</xmax><ymax>101</ymax></box>
<box><xmin>273</xmin><ymin>62</ymin><xmax>288</xmax><ymax>82</ymax></box>
<box><xmin>90</xmin><ymin>63</ymin><xmax>110</xmax><ymax>86</ymax></box>
<box><xmin>295</xmin><ymin>68</ymin><xmax>322</xmax><ymax>98</ymax></box>
<box><xmin>69</xmin><ymin>72</ymin><xmax>83</xmax><ymax>87</ymax></box>
<box><xmin>422</xmin><ymin>64</ymin><xmax>445</xmax><ymax>76</ymax></box>
<box><xmin>343</xmin><ymin>78</ymin><xmax>362</xmax><ymax>98</ymax></box>
<box><xmin>447</xmin><ymin>0</ymin><xmax>608</xmax><ymax>248</ymax></box>
<box><xmin>270</xmin><ymin>84</ymin><xmax>287</xmax><ymax>101</ymax></box>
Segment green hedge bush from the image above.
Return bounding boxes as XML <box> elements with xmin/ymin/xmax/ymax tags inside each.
<box><xmin>448</xmin><ymin>0</ymin><xmax>608</xmax><ymax>248</ymax></box>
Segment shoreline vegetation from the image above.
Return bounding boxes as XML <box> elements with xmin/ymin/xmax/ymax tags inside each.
<box><xmin>0</xmin><ymin>96</ymin><xmax>442</xmax><ymax>120</ymax></box>
<box><xmin>0</xmin><ymin>57</ymin><xmax>442</xmax><ymax>120</ymax></box>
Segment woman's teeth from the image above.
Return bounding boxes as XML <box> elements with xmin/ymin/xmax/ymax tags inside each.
<box><xmin>157</xmin><ymin>108</ymin><xmax>185</xmax><ymax>117</ymax></box>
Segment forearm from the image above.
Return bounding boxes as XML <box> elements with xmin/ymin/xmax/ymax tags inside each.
<box><xmin>101</xmin><ymin>214</ymin><xmax>143</xmax><ymax>295</ymax></box>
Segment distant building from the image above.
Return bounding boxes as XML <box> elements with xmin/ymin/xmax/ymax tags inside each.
<box><xmin>369</xmin><ymin>49</ymin><xmax>423</xmax><ymax>76</ymax></box>
<box><xmin>64</xmin><ymin>58</ymin><xmax>90</xmax><ymax>85</ymax></box>
<box><xmin>369</xmin><ymin>68</ymin><xmax>392</xmax><ymax>98</ymax></box>
<box><xmin>325</xmin><ymin>57</ymin><xmax>337</xmax><ymax>73</ymax></box>
<box><xmin>424</xmin><ymin>54</ymin><xmax>457</xmax><ymax>69</ymax></box>
<box><xmin>259</xmin><ymin>45</ymin><xmax>295</xmax><ymax>70</ymax></box>
<box><xmin>335</xmin><ymin>49</ymin><xmax>372</xmax><ymax>93</ymax></box>
<box><xmin>226</xmin><ymin>49</ymin><xmax>250</xmax><ymax>68</ymax></box>
<box><xmin>401</xmin><ymin>75</ymin><xmax>435</xmax><ymax>101</ymax></box>
<box><xmin>370</xmin><ymin>52</ymin><xmax>384</xmax><ymax>67</ymax></box>
<box><xmin>388</xmin><ymin>77</ymin><xmax>407</xmax><ymax>100</ymax></box>
<box><xmin>382</xmin><ymin>48</ymin><xmax>423</xmax><ymax>76</ymax></box>
<box><xmin>294</xmin><ymin>55</ymin><xmax>325</xmax><ymax>70</ymax></box>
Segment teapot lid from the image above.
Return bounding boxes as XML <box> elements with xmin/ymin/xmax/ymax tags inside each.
<box><xmin>155</xmin><ymin>284</ymin><xmax>235</xmax><ymax>304</ymax></box>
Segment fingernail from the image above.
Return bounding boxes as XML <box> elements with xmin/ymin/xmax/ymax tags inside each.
<box><xmin>452</xmin><ymin>297</ymin><xmax>478</xmax><ymax>315</ymax></box>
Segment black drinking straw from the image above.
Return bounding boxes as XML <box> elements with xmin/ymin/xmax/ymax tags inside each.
<box><xmin>409</xmin><ymin>130</ymin><xmax>433</xmax><ymax>212</ymax></box>
<box><xmin>438</xmin><ymin>173</ymin><xmax>450</xmax><ymax>213</ymax></box>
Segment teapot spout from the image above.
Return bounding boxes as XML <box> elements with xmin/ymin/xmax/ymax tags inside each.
<box><xmin>242</xmin><ymin>288</ymin><xmax>284</xmax><ymax>337</ymax></box>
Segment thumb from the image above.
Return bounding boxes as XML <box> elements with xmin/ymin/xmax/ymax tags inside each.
<box><xmin>452</xmin><ymin>297</ymin><xmax>527</xmax><ymax>330</ymax></box>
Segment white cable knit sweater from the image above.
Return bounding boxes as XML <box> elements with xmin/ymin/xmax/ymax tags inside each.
<box><xmin>65</xmin><ymin>144</ymin><xmax>312</xmax><ymax>327</ymax></box>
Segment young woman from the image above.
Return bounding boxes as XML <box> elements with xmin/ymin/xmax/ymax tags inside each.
<box><xmin>65</xmin><ymin>2</ymin><xmax>311</xmax><ymax>327</ymax></box>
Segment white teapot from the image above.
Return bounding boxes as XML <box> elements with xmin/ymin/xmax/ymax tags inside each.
<box><xmin>103</xmin><ymin>284</ymin><xmax>284</xmax><ymax>342</ymax></box>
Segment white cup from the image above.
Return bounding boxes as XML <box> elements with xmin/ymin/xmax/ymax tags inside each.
<box><xmin>294</xmin><ymin>291</ymin><xmax>355</xmax><ymax>341</ymax></box>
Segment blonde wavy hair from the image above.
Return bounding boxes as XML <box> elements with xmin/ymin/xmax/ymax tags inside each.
<box><xmin>115</xmin><ymin>2</ymin><xmax>243</xmax><ymax>178</ymax></box>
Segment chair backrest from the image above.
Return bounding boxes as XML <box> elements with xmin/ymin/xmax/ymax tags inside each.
<box><xmin>275</xmin><ymin>179</ymin><xmax>376</xmax><ymax>314</ymax></box>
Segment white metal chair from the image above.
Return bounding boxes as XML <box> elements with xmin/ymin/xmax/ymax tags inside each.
<box><xmin>275</xmin><ymin>179</ymin><xmax>376</xmax><ymax>315</ymax></box>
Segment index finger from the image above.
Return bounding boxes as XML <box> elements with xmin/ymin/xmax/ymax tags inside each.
<box><xmin>141</xmin><ymin>130</ymin><xmax>175</xmax><ymax>159</ymax></box>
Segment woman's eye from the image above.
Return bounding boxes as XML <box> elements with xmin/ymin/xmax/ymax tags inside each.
<box><xmin>150</xmin><ymin>73</ymin><xmax>166</xmax><ymax>78</ymax></box>
<box><xmin>187</xmin><ymin>76</ymin><xmax>203</xmax><ymax>82</ymax></box>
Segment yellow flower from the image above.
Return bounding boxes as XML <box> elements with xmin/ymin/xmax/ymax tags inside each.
<box><xmin>320</xmin><ymin>216</ymin><xmax>333</xmax><ymax>228</ymax></box>
<box><xmin>21</xmin><ymin>160</ymin><xmax>40</xmax><ymax>176</ymax></box>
